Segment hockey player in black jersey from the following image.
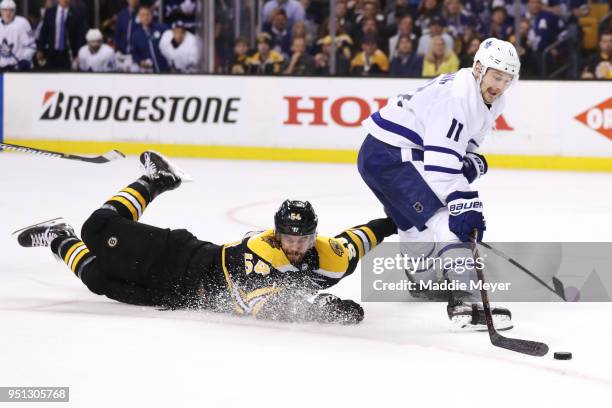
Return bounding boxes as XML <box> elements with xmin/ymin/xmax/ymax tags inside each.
<box><xmin>13</xmin><ymin>151</ymin><xmax>397</xmax><ymax>324</ymax></box>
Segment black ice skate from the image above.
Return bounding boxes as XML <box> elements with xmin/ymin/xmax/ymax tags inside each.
<box><xmin>447</xmin><ymin>299</ymin><xmax>513</xmax><ymax>331</ymax></box>
<box><xmin>12</xmin><ymin>218</ymin><xmax>76</xmax><ymax>248</ymax></box>
<box><xmin>139</xmin><ymin>150</ymin><xmax>192</xmax><ymax>198</ymax></box>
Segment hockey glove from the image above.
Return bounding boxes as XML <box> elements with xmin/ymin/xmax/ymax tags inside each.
<box><xmin>308</xmin><ymin>293</ymin><xmax>364</xmax><ymax>324</ymax></box>
<box><xmin>462</xmin><ymin>152</ymin><xmax>488</xmax><ymax>183</ymax></box>
<box><xmin>447</xmin><ymin>191</ymin><xmax>485</xmax><ymax>242</ymax></box>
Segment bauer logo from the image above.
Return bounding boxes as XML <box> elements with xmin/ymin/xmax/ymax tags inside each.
<box><xmin>39</xmin><ymin>91</ymin><xmax>241</xmax><ymax>124</ymax></box>
<box><xmin>574</xmin><ymin>97</ymin><xmax>612</xmax><ymax>141</ymax></box>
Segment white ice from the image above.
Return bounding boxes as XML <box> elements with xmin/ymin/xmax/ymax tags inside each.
<box><xmin>1</xmin><ymin>152</ymin><xmax>611</xmax><ymax>407</ymax></box>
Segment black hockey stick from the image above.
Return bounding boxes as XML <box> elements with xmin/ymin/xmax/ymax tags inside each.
<box><xmin>0</xmin><ymin>142</ymin><xmax>125</xmax><ymax>164</ymax></box>
<box><xmin>471</xmin><ymin>231</ymin><xmax>549</xmax><ymax>357</ymax></box>
<box><xmin>480</xmin><ymin>242</ymin><xmax>566</xmax><ymax>301</ymax></box>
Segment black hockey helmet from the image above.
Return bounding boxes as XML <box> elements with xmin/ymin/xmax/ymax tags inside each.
<box><xmin>274</xmin><ymin>200</ymin><xmax>318</xmax><ymax>236</ymax></box>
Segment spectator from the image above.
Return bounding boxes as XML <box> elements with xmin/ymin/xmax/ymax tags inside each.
<box><xmin>159</xmin><ymin>20</ymin><xmax>199</xmax><ymax>73</ymax></box>
<box><xmin>443</xmin><ymin>0</ymin><xmax>479</xmax><ymax>39</ymax></box>
<box><xmin>390</xmin><ymin>34</ymin><xmax>423</xmax><ymax>76</ymax></box>
<box><xmin>525</xmin><ymin>0</ymin><xmax>564</xmax><ymax>53</ymax></box>
<box><xmin>284</xmin><ymin>36</ymin><xmax>315</xmax><ymax>74</ymax></box>
<box><xmin>459</xmin><ymin>35</ymin><xmax>480</xmax><ymax>67</ymax></box>
<box><xmin>77</xmin><ymin>28</ymin><xmax>115</xmax><ymax>72</ymax></box>
<box><xmin>335</xmin><ymin>0</ymin><xmax>354</xmax><ymax>37</ymax></box>
<box><xmin>262</xmin><ymin>0</ymin><xmax>305</xmax><ymax>28</ymax></box>
<box><xmin>227</xmin><ymin>37</ymin><xmax>250</xmax><ymax>74</ymax></box>
<box><xmin>246</xmin><ymin>32</ymin><xmax>284</xmax><ymax>74</ymax></box>
<box><xmin>415</xmin><ymin>0</ymin><xmax>443</xmax><ymax>35</ymax></box>
<box><xmin>265</xmin><ymin>8</ymin><xmax>292</xmax><ymax>57</ymax></box>
<box><xmin>299</xmin><ymin>0</ymin><xmax>319</xmax><ymax>37</ymax></box>
<box><xmin>130</xmin><ymin>5</ymin><xmax>168</xmax><ymax>72</ymax></box>
<box><xmin>292</xmin><ymin>21</ymin><xmax>315</xmax><ymax>53</ymax></box>
<box><xmin>163</xmin><ymin>0</ymin><xmax>196</xmax><ymax>31</ymax></box>
<box><xmin>114</xmin><ymin>0</ymin><xmax>139</xmax><ymax>55</ymax></box>
<box><xmin>581</xmin><ymin>29</ymin><xmax>612</xmax><ymax>79</ymax></box>
<box><xmin>417</xmin><ymin>16</ymin><xmax>454</xmax><ymax>55</ymax></box>
<box><xmin>481</xmin><ymin>6</ymin><xmax>513</xmax><ymax>40</ymax></box>
<box><xmin>355</xmin><ymin>17</ymin><xmax>386</xmax><ymax>54</ymax></box>
<box><xmin>354</xmin><ymin>0</ymin><xmax>385</xmax><ymax>34</ymax></box>
<box><xmin>385</xmin><ymin>0</ymin><xmax>415</xmax><ymax>27</ymax></box>
<box><xmin>388</xmin><ymin>15</ymin><xmax>416</xmax><ymax>59</ymax></box>
<box><xmin>464</xmin><ymin>0</ymin><xmax>492</xmax><ymax>23</ymax></box>
<box><xmin>422</xmin><ymin>34</ymin><xmax>458</xmax><ymax>76</ymax></box>
<box><xmin>36</xmin><ymin>0</ymin><xmax>87</xmax><ymax>70</ymax></box>
<box><xmin>509</xmin><ymin>18</ymin><xmax>538</xmax><ymax>76</ymax></box>
<box><xmin>350</xmin><ymin>34</ymin><xmax>389</xmax><ymax>75</ymax></box>
<box><xmin>544</xmin><ymin>0</ymin><xmax>589</xmax><ymax>24</ymax></box>
<box><xmin>314</xmin><ymin>34</ymin><xmax>352</xmax><ymax>75</ymax></box>
<box><xmin>0</xmin><ymin>0</ymin><xmax>35</xmax><ymax>70</ymax></box>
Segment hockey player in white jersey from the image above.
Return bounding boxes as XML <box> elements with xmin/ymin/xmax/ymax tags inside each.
<box><xmin>77</xmin><ymin>29</ymin><xmax>116</xmax><ymax>72</ymax></box>
<box><xmin>159</xmin><ymin>20</ymin><xmax>199</xmax><ymax>73</ymax></box>
<box><xmin>358</xmin><ymin>38</ymin><xmax>519</xmax><ymax>331</ymax></box>
<box><xmin>0</xmin><ymin>0</ymin><xmax>35</xmax><ymax>70</ymax></box>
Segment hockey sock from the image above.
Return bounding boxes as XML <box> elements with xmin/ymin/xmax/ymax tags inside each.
<box><xmin>103</xmin><ymin>178</ymin><xmax>152</xmax><ymax>221</ymax></box>
<box><xmin>50</xmin><ymin>237</ymin><xmax>96</xmax><ymax>279</ymax></box>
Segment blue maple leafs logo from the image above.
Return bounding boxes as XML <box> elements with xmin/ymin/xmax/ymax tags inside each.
<box><xmin>484</xmin><ymin>40</ymin><xmax>493</xmax><ymax>49</ymax></box>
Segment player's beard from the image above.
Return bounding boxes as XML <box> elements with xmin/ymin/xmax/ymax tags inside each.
<box><xmin>285</xmin><ymin>251</ymin><xmax>306</xmax><ymax>265</ymax></box>
<box><xmin>482</xmin><ymin>87</ymin><xmax>500</xmax><ymax>103</ymax></box>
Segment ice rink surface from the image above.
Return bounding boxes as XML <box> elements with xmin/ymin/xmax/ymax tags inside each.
<box><xmin>1</xmin><ymin>152</ymin><xmax>611</xmax><ymax>407</ymax></box>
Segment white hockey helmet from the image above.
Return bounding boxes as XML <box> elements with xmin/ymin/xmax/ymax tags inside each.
<box><xmin>86</xmin><ymin>29</ymin><xmax>103</xmax><ymax>43</ymax></box>
<box><xmin>472</xmin><ymin>37</ymin><xmax>520</xmax><ymax>86</ymax></box>
<box><xmin>0</xmin><ymin>0</ymin><xmax>16</xmax><ymax>10</ymax></box>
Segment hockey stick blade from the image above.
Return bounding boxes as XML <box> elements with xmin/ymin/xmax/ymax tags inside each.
<box><xmin>490</xmin><ymin>332</ymin><xmax>549</xmax><ymax>357</ymax></box>
<box><xmin>0</xmin><ymin>142</ymin><xmax>125</xmax><ymax>164</ymax></box>
<box><xmin>552</xmin><ymin>277</ymin><xmax>567</xmax><ymax>301</ymax></box>
<box><xmin>471</xmin><ymin>231</ymin><xmax>549</xmax><ymax>357</ymax></box>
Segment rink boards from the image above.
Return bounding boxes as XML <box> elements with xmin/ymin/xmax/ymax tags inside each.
<box><xmin>1</xmin><ymin>72</ymin><xmax>611</xmax><ymax>171</ymax></box>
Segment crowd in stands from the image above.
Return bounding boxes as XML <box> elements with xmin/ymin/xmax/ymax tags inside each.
<box><xmin>0</xmin><ymin>0</ymin><xmax>610</xmax><ymax>79</ymax></box>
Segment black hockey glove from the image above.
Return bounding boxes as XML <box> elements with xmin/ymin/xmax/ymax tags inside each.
<box><xmin>462</xmin><ymin>152</ymin><xmax>488</xmax><ymax>183</ymax></box>
<box><xmin>308</xmin><ymin>293</ymin><xmax>364</xmax><ymax>324</ymax></box>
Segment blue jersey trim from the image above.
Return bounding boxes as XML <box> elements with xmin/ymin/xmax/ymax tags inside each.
<box><xmin>424</xmin><ymin>145</ymin><xmax>463</xmax><ymax>161</ymax></box>
<box><xmin>424</xmin><ymin>165</ymin><xmax>462</xmax><ymax>174</ymax></box>
<box><xmin>371</xmin><ymin>111</ymin><xmax>423</xmax><ymax>146</ymax></box>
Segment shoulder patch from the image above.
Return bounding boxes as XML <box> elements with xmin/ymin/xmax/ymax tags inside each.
<box><xmin>329</xmin><ymin>238</ymin><xmax>344</xmax><ymax>257</ymax></box>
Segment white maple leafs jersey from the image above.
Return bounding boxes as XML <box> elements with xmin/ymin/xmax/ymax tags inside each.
<box><xmin>159</xmin><ymin>30</ymin><xmax>199</xmax><ymax>73</ymax></box>
<box><xmin>0</xmin><ymin>16</ymin><xmax>36</xmax><ymax>67</ymax></box>
<box><xmin>362</xmin><ymin>68</ymin><xmax>506</xmax><ymax>202</ymax></box>
<box><xmin>77</xmin><ymin>44</ymin><xmax>116</xmax><ymax>72</ymax></box>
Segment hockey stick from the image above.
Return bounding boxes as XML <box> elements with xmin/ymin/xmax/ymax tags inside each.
<box><xmin>0</xmin><ymin>142</ymin><xmax>125</xmax><ymax>164</ymax></box>
<box><xmin>471</xmin><ymin>231</ymin><xmax>549</xmax><ymax>356</ymax></box>
<box><xmin>480</xmin><ymin>242</ymin><xmax>567</xmax><ymax>301</ymax></box>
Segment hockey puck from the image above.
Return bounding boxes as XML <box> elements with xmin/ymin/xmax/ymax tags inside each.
<box><xmin>554</xmin><ymin>352</ymin><xmax>572</xmax><ymax>360</ymax></box>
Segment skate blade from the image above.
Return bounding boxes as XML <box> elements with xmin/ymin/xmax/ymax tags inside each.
<box><xmin>11</xmin><ymin>217</ymin><xmax>66</xmax><ymax>238</ymax></box>
<box><xmin>450</xmin><ymin>315</ymin><xmax>514</xmax><ymax>332</ymax></box>
<box><xmin>148</xmin><ymin>150</ymin><xmax>193</xmax><ymax>182</ymax></box>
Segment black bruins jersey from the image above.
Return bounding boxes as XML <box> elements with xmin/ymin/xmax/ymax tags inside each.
<box><xmin>215</xmin><ymin>217</ymin><xmax>396</xmax><ymax>317</ymax></box>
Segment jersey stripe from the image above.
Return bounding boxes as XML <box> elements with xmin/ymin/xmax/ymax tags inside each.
<box><xmin>424</xmin><ymin>165</ymin><xmax>463</xmax><ymax>174</ymax></box>
<box><xmin>424</xmin><ymin>145</ymin><xmax>463</xmax><ymax>161</ymax></box>
<box><xmin>351</xmin><ymin>229</ymin><xmax>371</xmax><ymax>253</ymax></box>
<box><xmin>370</xmin><ymin>111</ymin><xmax>424</xmax><ymax>146</ymax></box>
